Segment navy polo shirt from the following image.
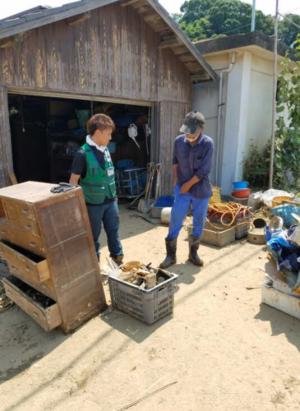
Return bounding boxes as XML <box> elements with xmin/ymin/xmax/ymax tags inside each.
<box><xmin>173</xmin><ymin>134</ymin><xmax>214</xmax><ymax>199</ymax></box>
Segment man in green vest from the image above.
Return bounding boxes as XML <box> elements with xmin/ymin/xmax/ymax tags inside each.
<box><xmin>70</xmin><ymin>114</ymin><xmax>123</xmax><ymax>265</ymax></box>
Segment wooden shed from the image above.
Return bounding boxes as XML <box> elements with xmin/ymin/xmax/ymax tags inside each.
<box><xmin>0</xmin><ymin>0</ymin><xmax>217</xmax><ymax>195</ymax></box>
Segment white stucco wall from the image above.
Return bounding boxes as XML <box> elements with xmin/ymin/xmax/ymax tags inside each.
<box><xmin>193</xmin><ymin>47</ymin><xmax>277</xmax><ymax>195</ymax></box>
<box><xmin>192</xmin><ymin>81</ymin><xmax>219</xmax><ymax>184</ymax></box>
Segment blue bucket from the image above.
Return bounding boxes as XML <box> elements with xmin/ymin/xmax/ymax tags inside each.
<box><xmin>154</xmin><ymin>196</ymin><xmax>174</xmax><ymax>208</ymax></box>
<box><xmin>233</xmin><ymin>181</ymin><xmax>249</xmax><ymax>190</ymax></box>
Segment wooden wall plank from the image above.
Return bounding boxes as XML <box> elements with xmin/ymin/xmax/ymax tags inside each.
<box><xmin>0</xmin><ymin>86</ymin><xmax>14</xmax><ymax>186</ymax></box>
<box><xmin>158</xmin><ymin>100</ymin><xmax>191</xmax><ymax>194</ymax></box>
<box><xmin>0</xmin><ymin>4</ymin><xmax>191</xmax><ymax>103</ymax></box>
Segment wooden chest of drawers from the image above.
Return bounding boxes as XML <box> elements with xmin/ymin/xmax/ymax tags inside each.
<box><xmin>0</xmin><ymin>181</ymin><xmax>107</xmax><ymax>332</ymax></box>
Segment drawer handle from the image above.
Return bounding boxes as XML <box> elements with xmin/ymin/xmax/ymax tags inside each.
<box><xmin>25</xmin><ymin>224</ymin><xmax>32</xmax><ymax>230</ymax></box>
<box><xmin>22</xmin><ymin>208</ymin><xmax>29</xmax><ymax>214</ymax></box>
<box><xmin>29</xmin><ymin>242</ymin><xmax>36</xmax><ymax>248</ymax></box>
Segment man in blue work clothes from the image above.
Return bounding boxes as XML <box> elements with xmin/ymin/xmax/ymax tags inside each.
<box><xmin>160</xmin><ymin>112</ymin><xmax>213</xmax><ymax>268</ymax></box>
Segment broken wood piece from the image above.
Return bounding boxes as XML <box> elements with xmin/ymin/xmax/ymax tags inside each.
<box><xmin>145</xmin><ymin>272</ymin><xmax>156</xmax><ymax>289</ymax></box>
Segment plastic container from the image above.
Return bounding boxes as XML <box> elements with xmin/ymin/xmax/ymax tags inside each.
<box><xmin>116</xmin><ymin>159</ymin><xmax>135</xmax><ymax>169</ymax></box>
<box><xmin>233</xmin><ymin>181</ymin><xmax>249</xmax><ymax>190</ymax></box>
<box><xmin>209</xmin><ymin>186</ymin><xmax>222</xmax><ymax>204</ymax></box>
<box><xmin>272</xmin><ymin>196</ymin><xmax>296</xmax><ymax>208</ymax></box>
<box><xmin>115</xmin><ymin>167</ymin><xmax>146</xmax><ymax>198</ymax></box>
<box><xmin>272</xmin><ymin>205</ymin><xmax>300</xmax><ymax>227</ymax></box>
<box><xmin>108</xmin><ymin>269</ymin><xmax>178</xmax><ymax>324</ymax></box>
<box><xmin>199</xmin><ymin>226</ymin><xmax>236</xmax><ymax>247</ymax></box>
<box><xmin>232</xmin><ymin>188</ymin><xmax>251</xmax><ymax>198</ymax></box>
<box><xmin>154</xmin><ymin>196</ymin><xmax>174</xmax><ymax>208</ymax></box>
<box><xmin>108</xmin><ymin>142</ymin><xmax>116</xmax><ymax>154</ymax></box>
<box><xmin>161</xmin><ymin>207</ymin><xmax>172</xmax><ymax>225</ymax></box>
<box><xmin>235</xmin><ymin>221</ymin><xmax>251</xmax><ymax>239</ymax></box>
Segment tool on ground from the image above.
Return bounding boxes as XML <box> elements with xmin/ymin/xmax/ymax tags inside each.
<box><xmin>144</xmin><ymin>123</ymin><xmax>151</xmax><ymax>156</ymax></box>
<box><xmin>154</xmin><ymin>163</ymin><xmax>161</xmax><ymax>202</ymax></box>
<box><xmin>138</xmin><ymin>162</ymin><xmax>156</xmax><ymax>213</ymax></box>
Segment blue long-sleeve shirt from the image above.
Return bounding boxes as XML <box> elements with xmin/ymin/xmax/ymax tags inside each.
<box><xmin>173</xmin><ymin>134</ymin><xmax>214</xmax><ymax>199</ymax></box>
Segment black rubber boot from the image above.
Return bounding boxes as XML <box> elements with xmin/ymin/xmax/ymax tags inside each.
<box><xmin>159</xmin><ymin>238</ymin><xmax>177</xmax><ymax>269</ymax></box>
<box><xmin>188</xmin><ymin>236</ymin><xmax>204</xmax><ymax>266</ymax></box>
<box><xmin>111</xmin><ymin>255</ymin><xmax>124</xmax><ymax>266</ymax></box>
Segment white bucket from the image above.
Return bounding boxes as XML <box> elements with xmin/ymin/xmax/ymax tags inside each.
<box><xmin>161</xmin><ymin>207</ymin><xmax>172</xmax><ymax>225</ymax></box>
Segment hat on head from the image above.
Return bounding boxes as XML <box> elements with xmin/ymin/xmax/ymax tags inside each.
<box><xmin>180</xmin><ymin>111</ymin><xmax>205</xmax><ymax>134</ymax></box>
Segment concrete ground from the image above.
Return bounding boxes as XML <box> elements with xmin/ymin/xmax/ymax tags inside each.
<box><xmin>0</xmin><ymin>206</ymin><xmax>300</xmax><ymax>411</ymax></box>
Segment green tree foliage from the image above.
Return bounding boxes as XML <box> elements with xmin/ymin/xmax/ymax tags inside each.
<box><xmin>273</xmin><ymin>36</ymin><xmax>300</xmax><ymax>190</ymax></box>
<box><xmin>279</xmin><ymin>14</ymin><xmax>300</xmax><ymax>49</ymax></box>
<box><xmin>177</xmin><ymin>0</ymin><xmax>299</xmax><ymax>48</ymax></box>
<box><xmin>244</xmin><ymin>37</ymin><xmax>300</xmax><ymax>190</ymax></box>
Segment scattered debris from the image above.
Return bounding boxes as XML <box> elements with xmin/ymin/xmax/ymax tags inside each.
<box><xmin>113</xmin><ymin>261</ymin><xmax>167</xmax><ymax>290</ymax></box>
<box><xmin>0</xmin><ymin>281</ymin><xmax>14</xmax><ymax>313</ymax></box>
<box><xmin>118</xmin><ymin>380</ymin><xmax>178</xmax><ymax>411</ymax></box>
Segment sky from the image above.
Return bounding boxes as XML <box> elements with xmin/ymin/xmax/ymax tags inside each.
<box><xmin>0</xmin><ymin>0</ymin><xmax>299</xmax><ymax>20</ymax></box>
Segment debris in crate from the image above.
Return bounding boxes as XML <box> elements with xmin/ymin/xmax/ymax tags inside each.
<box><xmin>106</xmin><ymin>259</ymin><xmax>168</xmax><ymax>290</ymax></box>
<box><xmin>0</xmin><ymin>281</ymin><xmax>14</xmax><ymax>313</ymax></box>
<box><xmin>8</xmin><ymin>276</ymin><xmax>54</xmax><ymax>308</ymax></box>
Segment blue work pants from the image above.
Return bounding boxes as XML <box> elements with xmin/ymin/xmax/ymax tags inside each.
<box><xmin>167</xmin><ymin>185</ymin><xmax>210</xmax><ymax>240</ymax></box>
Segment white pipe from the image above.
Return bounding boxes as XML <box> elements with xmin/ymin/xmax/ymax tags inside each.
<box><xmin>269</xmin><ymin>0</ymin><xmax>279</xmax><ymax>188</ymax></box>
<box><xmin>215</xmin><ymin>52</ymin><xmax>236</xmax><ymax>185</ymax></box>
<box><xmin>251</xmin><ymin>0</ymin><xmax>256</xmax><ymax>32</ymax></box>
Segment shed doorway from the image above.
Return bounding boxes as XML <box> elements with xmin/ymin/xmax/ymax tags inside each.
<box><xmin>8</xmin><ymin>94</ymin><xmax>152</xmax><ymax>198</ymax></box>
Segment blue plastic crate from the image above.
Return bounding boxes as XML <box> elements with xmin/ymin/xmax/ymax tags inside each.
<box><xmin>154</xmin><ymin>196</ymin><xmax>174</xmax><ymax>208</ymax></box>
<box><xmin>271</xmin><ymin>204</ymin><xmax>300</xmax><ymax>227</ymax></box>
<box><xmin>115</xmin><ymin>167</ymin><xmax>146</xmax><ymax>198</ymax></box>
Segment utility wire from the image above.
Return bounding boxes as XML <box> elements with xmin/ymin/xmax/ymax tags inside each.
<box><xmin>278</xmin><ymin>13</ymin><xmax>300</xmax><ymax>30</ymax></box>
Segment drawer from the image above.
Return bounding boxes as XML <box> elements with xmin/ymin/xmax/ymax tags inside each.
<box><xmin>1</xmin><ymin>199</ymin><xmax>40</xmax><ymax>236</ymax></box>
<box><xmin>1</xmin><ymin>199</ymin><xmax>36</xmax><ymax>221</ymax></box>
<box><xmin>2</xmin><ymin>276</ymin><xmax>61</xmax><ymax>332</ymax></box>
<box><xmin>0</xmin><ymin>241</ymin><xmax>50</xmax><ymax>283</ymax></box>
<box><xmin>0</xmin><ymin>221</ymin><xmax>46</xmax><ymax>257</ymax></box>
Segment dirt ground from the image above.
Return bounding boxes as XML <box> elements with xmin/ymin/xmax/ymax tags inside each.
<box><xmin>0</xmin><ymin>205</ymin><xmax>300</xmax><ymax>411</ymax></box>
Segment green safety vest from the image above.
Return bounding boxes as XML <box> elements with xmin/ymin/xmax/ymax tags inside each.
<box><xmin>80</xmin><ymin>143</ymin><xmax>116</xmax><ymax>205</ymax></box>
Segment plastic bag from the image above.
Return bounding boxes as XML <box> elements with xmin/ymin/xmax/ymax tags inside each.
<box><xmin>261</xmin><ymin>189</ymin><xmax>294</xmax><ymax>208</ymax></box>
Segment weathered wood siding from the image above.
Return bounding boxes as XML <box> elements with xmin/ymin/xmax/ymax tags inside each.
<box><xmin>158</xmin><ymin>101</ymin><xmax>191</xmax><ymax>194</ymax></box>
<box><xmin>0</xmin><ymin>3</ymin><xmax>193</xmax><ymax>192</ymax></box>
<box><xmin>0</xmin><ymin>4</ymin><xmax>191</xmax><ymax>103</ymax></box>
<box><xmin>0</xmin><ymin>86</ymin><xmax>13</xmax><ymax>186</ymax></box>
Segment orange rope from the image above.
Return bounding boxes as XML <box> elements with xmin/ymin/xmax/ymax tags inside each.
<box><xmin>207</xmin><ymin>202</ymin><xmax>253</xmax><ymax>228</ymax></box>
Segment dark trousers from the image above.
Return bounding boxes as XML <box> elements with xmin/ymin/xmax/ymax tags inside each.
<box><xmin>87</xmin><ymin>200</ymin><xmax>123</xmax><ymax>260</ymax></box>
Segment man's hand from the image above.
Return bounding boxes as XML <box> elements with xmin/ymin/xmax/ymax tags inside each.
<box><xmin>180</xmin><ymin>182</ymin><xmax>191</xmax><ymax>194</ymax></box>
<box><xmin>180</xmin><ymin>175</ymin><xmax>201</xmax><ymax>194</ymax></box>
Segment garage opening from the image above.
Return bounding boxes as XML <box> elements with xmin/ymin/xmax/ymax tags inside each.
<box><xmin>8</xmin><ymin>94</ymin><xmax>152</xmax><ymax>198</ymax></box>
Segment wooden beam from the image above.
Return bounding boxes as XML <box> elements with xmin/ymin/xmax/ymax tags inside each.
<box><xmin>179</xmin><ymin>54</ymin><xmax>197</xmax><ymax>63</ymax></box>
<box><xmin>144</xmin><ymin>14</ymin><xmax>162</xmax><ymax>24</ymax></box>
<box><xmin>67</xmin><ymin>12</ymin><xmax>91</xmax><ymax>26</ymax></box>
<box><xmin>121</xmin><ymin>0</ymin><xmax>141</xmax><ymax>7</ymax></box>
<box><xmin>159</xmin><ymin>37</ymin><xmax>181</xmax><ymax>49</ymax></box>
<box><xmin>191</xmin><ymin>73</ymin><xmax>210</xmax><ymax>82</ymax></box>
<box><xmin>0</xmin><ymin>38</ymin><xmax>14</xmax><ymax>49</ymax></box>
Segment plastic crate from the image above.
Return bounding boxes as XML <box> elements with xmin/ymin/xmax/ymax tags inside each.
<box><xmin>271</xmin><ymin>204</ymin><xmax>300</xmax><ymax>227</ymax></box>
<box><xmin>115</xmin><ymin>167</ymin><xmax>146</xmax><ymax>198</ymax></box>
<box><xmin>108</xmin><ymin>269</ymin><xmax>178</xmax><ymax>324</ymax></box>
<box><xmin>154</xmin><ymin>196</ymin><xmax>174</xmax><ymax>208</ymax></box>
<box><xmin>235</xmin><ymin>221</ymin><xmax>251</xmax><ymax>239</ymax></box>
<box><xmin>201</xmin><ymin>226</ymin><xmax>235</xmax><ymax>247</ymax></box>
